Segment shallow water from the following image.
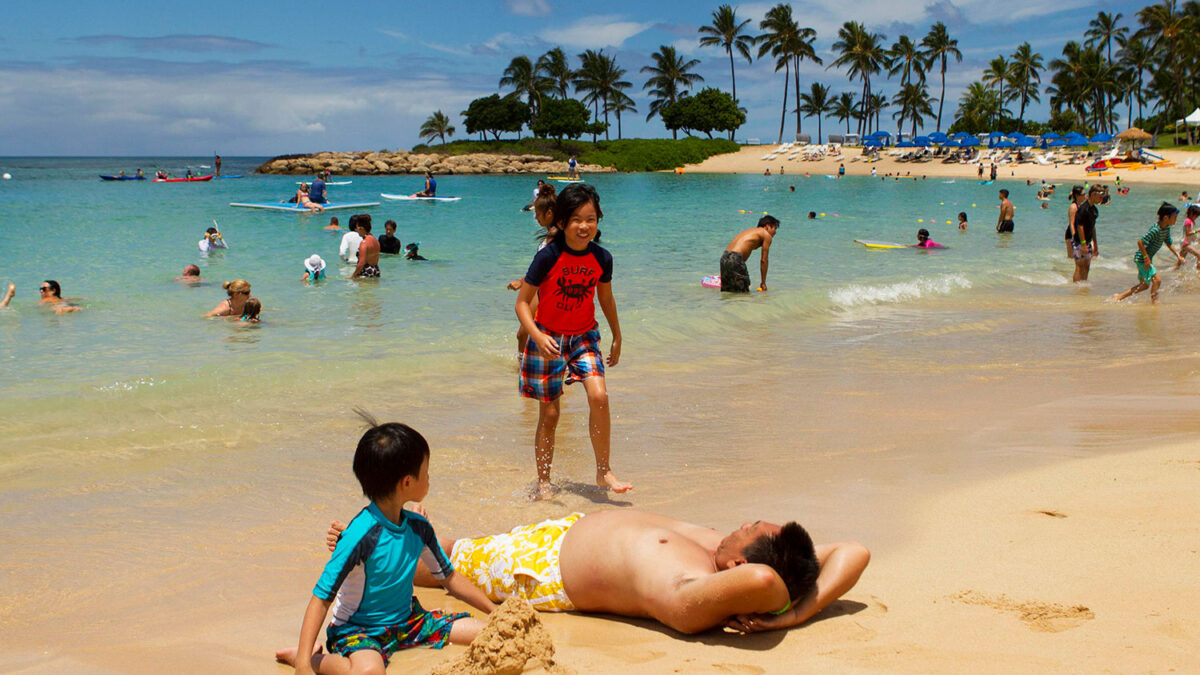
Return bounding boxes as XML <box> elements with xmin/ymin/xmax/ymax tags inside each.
<box><xmin>3</xmin><ymin>157</ymin><xmax>1200</xmax><ymax>664</ymax></box>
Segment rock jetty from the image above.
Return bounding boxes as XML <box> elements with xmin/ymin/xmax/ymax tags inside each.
<box><xmin>256</xmin><ymin>150</ymin><xmax>614</xmax><ymax>176</ymax></box>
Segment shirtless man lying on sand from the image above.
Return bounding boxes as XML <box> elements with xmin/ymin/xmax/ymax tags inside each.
<box><xmin>324</xmin><ymin>509</ymin><xmax>868</xmax><ymax>635</ymax></box>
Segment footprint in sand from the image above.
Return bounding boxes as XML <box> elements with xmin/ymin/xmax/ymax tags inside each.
<box><xmin>712</xmin><ymin>664</ymin><xmax>765</xmax><ymax>675</ymax></box>
<box><xmin>1034</xmin><ymin>510</ymin><xmax>1067</xmax><ymax>518</ymax></box>
<box><xmin>950</xmin><ymin>590</ymin><xmax>1094</xmax><ymax>633</ymax></box>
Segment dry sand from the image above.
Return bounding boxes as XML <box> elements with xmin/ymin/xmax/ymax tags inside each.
<box><xmin>683</xmin><ymin>145</ymin><xmax>1200</xmax><ymax>188</ymax></box>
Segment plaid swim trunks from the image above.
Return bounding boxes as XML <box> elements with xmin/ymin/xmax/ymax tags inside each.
<box><xmin>325</xmin><ymin>597</ymin><xmax>469</xmax><ymax>665</ymax></box>
<box><xmin>519</xmin><ymin>327</ymin><xmax>605</xmax><ymax>402</ymax></box>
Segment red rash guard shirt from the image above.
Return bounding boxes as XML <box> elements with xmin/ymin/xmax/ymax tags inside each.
<box><xmin>524</xmin><ymin>240</ymin><xmax>614</xmax><ymax>335</ymax></box>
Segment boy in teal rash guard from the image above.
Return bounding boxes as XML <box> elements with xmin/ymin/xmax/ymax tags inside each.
<box><xmin>1113</xmin><ymin>202</ymin><xmax>1185</xmax><ymax>305</ymax></box>
<box><xmin>277</xmin><ymin>415</ymin><xmax>495</xmax><ymax>674</ymax></box>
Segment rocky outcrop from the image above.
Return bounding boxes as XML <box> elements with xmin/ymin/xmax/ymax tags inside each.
<box><xmin>255</xmin><ymin>150</ymin><xmax>614</xmax><ymax>176</ymax></box>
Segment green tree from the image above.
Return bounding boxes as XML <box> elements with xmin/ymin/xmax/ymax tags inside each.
<box><xmin>920</xmin><ymin>21</ymin><xmax>962</xmax><ymax>132</ymax></box>
<box><xmin>573</xmin><ymin>51</ymin><xmax>631</xmax><ymax>141</ymax></box>
<box><xmin>698</xmin><ymin>4</ymin><xmax>754</xmax><ymax>139</ymax></box>
<box><xmin>418</xmin><ymin>110</ymin><xmax>455</xmax><ymax>146</ymax></box>
<box><xmin>641</xmin><ymin>45</ymin><xmax>704</xmax><ymax>138</ymax></box>
<box><xmin>603</xmin><ymin>90</ymin><xmax>638</xmax><ymax>139</ymax></box>
<box><xmin>954</xmin><ymin>81</ymin><xmax>1002</xmax><ymax>133</ymax></box>
<box><xmin>499</xmin><ymin>55</ymin><xmax>551</xmax><ymax>123</ymax></box>
<box><xmin>797</xmin><ymin>82</ymin><xmax>833</xmax><ymax>143</ymax></box>
<box><xmin>982</xmin><ymin>57</ymin><xmax>1014</xmax><ymax>128</ymax></box>
<box><xmin>1136</xmin><ymin>1</ymin><xmax>1187</xmax><ymax>138</ymax></box>
<box><xmin>1008</xmin><ymin>43</ymin><xmax>1044</xmax><ymax>133</ymax></box>
<box><xmin>1118</xmin><ymin>36</ymin><xmax>1153</xmax><ymax>124</ymax></box>
<box><xmin>887</xmin><ymin>35</ymin><xmax>925</xmax><ymax>135</ymax></box>
<box><xmin>660</xmin><ymin>88</ymin><xmax>746</xmax><ymax>138</ymax></box>
<box><xmin>461</xmin><ymin>94</ymin><xmax>529</xmax><ymax>140</ymax></box>
<box><xmin>832</xmin><ymin>92</ymin><xmax>858</xmax><ymax>134</ymax></box>
<box><xmin>536</xmin><ymin>47</ymin><xmax>575</xmax><ymax>99</ymax></box>
<box><xmin>891</xmin><ymin>83</ymin><xmax>933</xmax><ymax>137</ymax></box>
<box><xmin>830</xmin><ymin>21</ymin><xmax>887</xmax><ymax>136</ymax></box>
<box><xmin>529</xmin><ymin>97</ymin><xmax>593</xmax><ymax>140</ymax></box>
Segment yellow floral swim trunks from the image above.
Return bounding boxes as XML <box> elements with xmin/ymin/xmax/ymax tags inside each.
<box><xmin>449</xmin><ymin>513</ymin><xmax>582</xmax><ymax>611</ymax></box>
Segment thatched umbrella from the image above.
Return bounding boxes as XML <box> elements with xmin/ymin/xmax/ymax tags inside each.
<box><xmin>1116</xmin><ymin>127</ymin><xmax>1152</xmax><ymax>141</ymax></box>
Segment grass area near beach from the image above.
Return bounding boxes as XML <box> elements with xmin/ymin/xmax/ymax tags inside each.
<box><xmin>410</xmin><ymin>137</ymin><xmax>740</xmax><ymax>172</ymax></box>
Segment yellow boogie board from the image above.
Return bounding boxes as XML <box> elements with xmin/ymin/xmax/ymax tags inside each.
<box><xmin>547</xmin><ymin>176</ymin><xmax>583</xmax><ymax>182</ymax></box>
<box><xmin>854</xmin><ymin>239</ymin><xmax>908</xmax><ymax>249</ymax></box>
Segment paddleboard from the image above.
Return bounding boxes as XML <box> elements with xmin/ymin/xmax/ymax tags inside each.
<box><xmin>977</xmin><ymin>180</ymin><xmax>994</xmax><ymax>185</ymax></box>
<box><xmin>229</xmin><ymin>201</ymin><xmax>380</xmax><ymax>212</ymax></box>
<box><xmin>854</xmin><ymin>239</ymin><xmax>908</xmax><ymax>249</ymax></box>
<box><xmin>154</xmin><ymin>175</ymin><xmax>214</xmax><ymax>182</ymax></box>
<box><xmin>701</xmin><ymin>275</ymin><xmax>721</xmax><ymax>289</ymax></box>
<box><xmin>380</xmin><ymin>193</ymin><xmax>462</xmax><ymax>202</ymax></box>
<box><xmin>100</xmin><ymin>175</ymin><xmax>146</xmax><ymax>181</ymax></box>
<box><xmin>547</xmin><ymin>176</ymin><xmax>582</xmax><ymax>183</ymax></box>
<box><xmin>296</xmin><ymin>180</ymin><xmax>352</xmax><ymax>185</ymax></box>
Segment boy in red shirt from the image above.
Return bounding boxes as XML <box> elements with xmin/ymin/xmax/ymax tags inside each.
<box><xmin>515</xmin><ymin>184</ymin><xmax>632</xmax><ymax>500</ymax></box>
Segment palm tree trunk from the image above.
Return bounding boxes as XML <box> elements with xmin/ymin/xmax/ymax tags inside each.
<box><xmin>778</xmin><ymin>62</ymin><xmax>790</xmax><ymax>144</ymax></box>
<box><xmin>729</xmin><ymin>48</ymin><xmax>737</xmax><ymax>141</ymax></box>
<box><xmin>617</xmin><ymin>109</ymin><xmax>623</xmax><ymax>140</ymax></box>
<box><xmin>603</xmin><ymin>96</ymin><xmax>610</xmax><ymax>141</ymax></box>
<box><xmin>794</xmin><ymin>57</ymin><xmax>802</xmax><ymax>137</ymax></box>
<box><xmin>1018</xmin><ymin>94</ymin><xmax>1027</xmax><ymax>133</ymax></box>
<box><xmin>937</xmin><ymin>58</ymin><xmax>947</xmax><ymax>132</ymax></box>
<box><xmin>817</xmin><ymin>114</ymin><xmax>822</xmax><ymax>144</ymax></box>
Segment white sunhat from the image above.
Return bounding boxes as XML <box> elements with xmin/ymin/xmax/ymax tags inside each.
<box><xmin>304</xmin><ymin>254</ymin><xmax>326</xmax><ymax>273</ymax></box>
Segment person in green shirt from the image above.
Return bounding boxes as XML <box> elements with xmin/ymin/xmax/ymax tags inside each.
<box><xmin>1113</xmin><ymin>203</ymin><xmax>1185</xmax><ymax>304</ymax></box>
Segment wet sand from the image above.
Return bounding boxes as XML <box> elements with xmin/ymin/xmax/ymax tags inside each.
<box><xmin>684</xmin><ymin>145</ymin><xmax>1200</xmax><ymax>187</ymax></box>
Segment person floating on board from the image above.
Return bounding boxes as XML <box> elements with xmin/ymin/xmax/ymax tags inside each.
<box><xmin>912</xmin><ymin>228</ymin><xmax>943</xmax><ymax>248</ymax></box>
<box><xmin>720</xmin><ymin>215</ymin><xmax>780</xmax><ymax>293</ymax></box>
<box><xmin>412</xmin><ymin>170</ymin><xmax>436</xmax><ymax>197</ymax></box>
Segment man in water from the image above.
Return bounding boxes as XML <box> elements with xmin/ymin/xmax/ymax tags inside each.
<box><xmin>327</xmin><ymin>509</ymin><xmax>869</xmax><ymax>635</ymax></box>
<box><xmin>720</xmin><ymin>215</ymin><xmax>779</xmax><ymax>293</ymax></box>
<box><xmin>996</xmin><ymin>189</ymin><xmax>1015</xmax><ymax>233</ymax></box>
<box><xmin>339</xmin><ymin>215</ymin><xmax>363</xmax><ymax>263</ymax></box>
<box><xmin>378</xmin><ymin>220</ymin><xmax>401</xmax><ymax>254</ymax></box>
<box><xmin>568</xmin><ymin>154</ymin><xmax>578</xmax><ymax>179</ymax></box>
<box><xmin>174</xmin><ymin>265</ymin><xmax>202</xmax><ymax>283</ymax></box>
<box><xmin>351</xmin><ymin>216</ymin><xmax>381</xmax><ymax>279</ymax></box>
<box><xmin>214</xmin><ymin>154</ymin><xmax>221</xmax><ymax>177</ymax></box>
<box><xmin>309</xmin><ymin>173</ymin><xmax>327</xmax><ymax>205</ymax></box>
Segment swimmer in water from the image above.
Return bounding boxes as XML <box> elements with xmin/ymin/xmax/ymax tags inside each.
<box><xmin>38</xmin><ymin>280</ymin><xmax>82</xmax><ymax>314</ymax></box>
<box><xmin>913</xmin><ymin>228</ymin><xmax>942</xmax><ymax>248</ymax></box>
<box><xmin>957</xmin><ymin>212</ymin><xmax>968</xmax><ymax>231</ymax></box>
<box><xmin>175</xmin><ymin>264</ymin><xmax>202</xmax><ymax>283</ymax></box>
<box><xmin>324</xmin><ymin>216</ymin><xmax>341</xmax><ymax>231</ymax></box>
<box><xmin>240</xmin><ymin>297</ymin><xmax>262</xmax><ymax>323</ymax></box>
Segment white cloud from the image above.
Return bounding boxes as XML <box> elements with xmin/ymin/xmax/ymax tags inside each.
<box><xmin>506</xmin><ymin>0</ymin><xmax>551</xmax><ymax>17</ymax></box>
<box><xmin>540</xmin><ymin>15</ymin><xmax>654</xmax><ymax>49</ymax></box>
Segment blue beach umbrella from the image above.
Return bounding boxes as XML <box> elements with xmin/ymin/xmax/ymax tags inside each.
<box><xmin>896</xmin><ymin>140</ymin><xmax>916</xmax><ymax>147</ymax></box>
<box><xmin>913</xmin><ymin>136</ymin><xmax>932</xmax><ymax>146</ymax></box>
<box><xmin>872</xmin><ymin>130</ymin><xmax>891</xmax><ymax>137</ymax></box>
<box><xmin>1042</xmin><ymin>132</ymin><xmax>1061</xmax><ymax>140</ymax></box>
<box><xmin>993</xmin><ymin>139</ymin><xmax>1016</xmax><ymax>148</ymax></box>
<box><xmin>959</xmin><ymin>136</ymin><xmax>981</xmax><ymax>147</ymax></box>
<box><xmin>1047</xmin><ymin>138</ymin><xmax>1069</xmax><ymax>147</ymax></box>
<box><xmin>1089</xmin><ymin>132</ymin><xmax>1114</xmax><ymax>143</ymax></box>
<box><xmin>1065</xmin><ymin>137</ymin><xmax>1088</xmax><ymax>147</ymax></box>
<box><xmin>950</xmin><ymin>131</ymin><xmax>971</xmax><ymax>139</ymax></box>
<box><xmin>1015</xmin><ymin>137</ymin><xmax>1036</xmax><ymax>147</ymax></box>
<box><xmin>863</xmin><ymin>138</ymin><xmax>883</xmax><ymax>147</ymax></box>
<box><xmin>928</xmin><ymin>132</ymin><xmax>949</xmax><ymax>143</ymax></box>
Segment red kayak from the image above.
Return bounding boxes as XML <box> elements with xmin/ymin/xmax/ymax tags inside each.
<box><xmin>153</xmin><ymin>175</ymin><xmax>214</xmax><ymax>182</ymax></box>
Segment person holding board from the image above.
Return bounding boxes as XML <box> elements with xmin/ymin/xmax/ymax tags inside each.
<box><xmin>720</xmin><ymin>216</ymin><xmax>780</xmax><ymax>292</ymax></box>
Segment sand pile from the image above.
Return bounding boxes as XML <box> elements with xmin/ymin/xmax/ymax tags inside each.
<box><xmin>430</xmin><ymin>597</ymin><xmax>571</xmax><ymax>675</ymax></box>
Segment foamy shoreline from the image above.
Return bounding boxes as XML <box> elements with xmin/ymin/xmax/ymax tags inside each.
<box><xmin>683</xmin><ymin>145</ymin><xmax>1200</xmax><ymax>187</ymax></box>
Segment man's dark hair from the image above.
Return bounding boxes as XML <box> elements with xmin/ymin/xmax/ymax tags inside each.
<box><xmin>351</xmin><ymin>410</ymin><xmax>430</xmax><ymax>502</ymax></box>
<box><xmin>758</xmin><ymin>215</ymin><xmax>780</xmax><ymax>228</ymax></box>
<box><xmin>744</xmin><ymin>522</ymin><xmax>820</xmax><ymax>601</ymax></box>
<box><xmin>999</xmin><ymin>189</ymin><xmax>1009</xmax><ymax>198</ymax></box>
<box><xmin>385</xmin><ymin>220</ymin><xmax>397</xmax><ymax>231</ymax></box>
<box><xmin>347</xmin><ymin>214</ymin><xmax>361</xmax><ymax>231</ymax></box>
<box><xmin>359</xmin><ymin>219</ymin><xmax>372</xmax><ymax>234</ymax></box>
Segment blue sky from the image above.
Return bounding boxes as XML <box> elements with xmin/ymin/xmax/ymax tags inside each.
<box><xmin>0</xmin><ymin>0</ymin><xmax>1144</xmax><ymax>155</ymax></box>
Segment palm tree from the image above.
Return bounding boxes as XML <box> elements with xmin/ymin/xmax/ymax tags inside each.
<box><xmin>1118</xmin><ymin>36</ymin><xmax>1153</xmax><ymax>123</ymax></box>
<box><xmin>956</xmin><ymin>81</ymin><xmax>1003</xmax><ymax>131</ymax></box>
<box><xmin>604</xmin><ymin>91</ymin><xmax>638</xmax><ymax>139</ymax></box>
<box><xmin>982</xmin><ymin>57</ymin><xmax>1013</xmax><ymax>128</ymax></box>
<box><xmin>869</xmin><ymin>92</ymin><xmax>888</xmax><ymax>134</ymax></box>
<box><xmin>790</xmin><ymin>26</ymin><xmax>823</xmax><ymax>138</ymax></box>
<box><xmin>1136</xmin><ymin>1</ymin><xmax>1188</xmax><ymax>138</ymax></box>
<box><xmin>756</xmin><ymin>4</ymin><xmax>801</xmax><ymax>143</ymax></box>
<box><xmin>832</xmin><ymin>92</ymin><xmax>858</xmax><ymax>134</ymax></box>
<box><xmin>500</xmin><ymin>55</ymin><xmax>550</xmax><ymax>121</ymax></box>
<box><xmin>697</xmin><ymin>4</ymin><xmax>755</xmax><ymax>105</ymax></box>
<box><xmin>887</xmin><ymin>35</ymin><xmax>925</xmax><ymax>134</ymax></box>
<box><xmin>587</xmin><ymin>52</ymin><xmax>632</xmax><ymax>141</ymax></box>
<box><xmin>419</xmin><ymin>110</ymin><xmax>455</xmax><ymax>146</ymax></box>
<box><xmin>536</xmin><ymin>47</ymin><xmax>574</xmax><ymax>99</ymax></box>
<box><xmin>1085</xmin><ymin>12</ymin><xmax>1128</xmax><ymax>133</ymax></box>
<box><xmin>641</xmin><ymin>45</ymin><xmax>704</xmax><ymax>139</ymax></box>
<box><xmin>920</xmin><ymin>22</ymin><xmax>962</xmax><ymax>132</ymax></box>
<box><xmin>830</xmin><ymin>21</ymin><xmax>887</xmax><ymax>136</ymax></box>
<box><xmin>797</xmin><ymin>82</ymin><xmax>833</xmax><ymax>142</ymax></box>
<box><xmin>891</xmin><ymin>83</ymin><xmax>934</xmax><ymax>137</ymax></box>
<box><xmin>1008</xmin><ymin>43</ymin><xmax>1044</xmax><ymax>132</ymax></box>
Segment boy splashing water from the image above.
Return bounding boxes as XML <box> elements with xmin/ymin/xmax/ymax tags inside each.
<box><xmin>515</xmin><ymin>183</ymin><xmax>632</xmax><ymax>500</ymax></box>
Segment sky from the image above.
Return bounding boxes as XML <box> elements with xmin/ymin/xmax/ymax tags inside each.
<box><xmin>0</xmin><ymin>0</ymin><xmax>1147</xmax><ymax>155</ymax></box>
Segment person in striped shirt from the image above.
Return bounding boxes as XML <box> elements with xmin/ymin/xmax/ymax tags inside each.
<box><xmin>1113</xmin><ymin>203</ymin><xmax>1185</xmax><ymax>304</ymax></box>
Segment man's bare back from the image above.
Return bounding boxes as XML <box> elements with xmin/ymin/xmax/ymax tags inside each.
<box><xmin>725</xmin><ymin>227</ymin><xmax>773</xmax><ymax>259</ymax></box>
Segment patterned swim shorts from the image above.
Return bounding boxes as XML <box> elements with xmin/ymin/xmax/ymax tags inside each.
<box><xmin>325</xmin><ymin>597</ymin><xmax>468</xmax><ymax>665</ymax></box>
<box><xmin>450</xmin><ymin>513</ymin><xmax>583</xmax><ymax>611</ymax></box>
<box><xmin>519</xmin><ymin>328</ymin><xmax>604</xmax><ymax>402</ymax></box>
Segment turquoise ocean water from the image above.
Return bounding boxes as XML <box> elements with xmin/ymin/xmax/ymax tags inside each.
<box><xmin>5</xmin><ymin>157</ymin><xmax>1200</xmax><ymax>655</ymax></box>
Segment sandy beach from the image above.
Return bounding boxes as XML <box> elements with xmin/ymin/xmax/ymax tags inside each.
<box><xmin>683</xmin><ymin>144</ymin><xmax>1200</xmax><ymax>188</ymax></box>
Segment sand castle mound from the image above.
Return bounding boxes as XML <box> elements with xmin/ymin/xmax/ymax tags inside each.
<box><xmin>430</xmin><ymin>596</ymin><xmax>571</xmax><ymax>675</ymax></box>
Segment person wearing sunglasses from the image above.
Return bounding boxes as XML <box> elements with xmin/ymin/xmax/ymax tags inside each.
<box><xmin>205</xmin><ymin>279</ymin><xmax>252</xmax><ymax>317</ymax></box>
<box><xmin>37</xmin><ymin>280</ymin><xmax>81</xmax><ymax>314</ymax></box>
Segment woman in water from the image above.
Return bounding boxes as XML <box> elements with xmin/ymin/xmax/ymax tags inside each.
<box><xmin>295</xmin><ymin>184</ymin><xmax>324</xmax><ymax>213</ymax></box>
<box><xmin>206</xmin><ymin>279</ymin><xmax>252</xmax><ymax>317</ymax></box>
<box><xmin>38</xmin><ymin>280</ymin><xmax>82</xmax><ymax>313</ymax></box>
<box><xmin>1064</xmin><ymin>185</ymin><xmax>1086</xmax><ymax>259</ymax></box>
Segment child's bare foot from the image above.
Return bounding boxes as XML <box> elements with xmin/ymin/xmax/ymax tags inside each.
<box><xmin>275</xmin><ymin>642</ymin><xmax>322</xmax><ymax>665</ymax></box>
<box><xmin>598</xmin><ymin>470</ymin><xmax>633</xmax><ymax>493</ymax></box>
<box><xmin>533</xmin><ymin>481</ymin><xmax>559</xmax><ymax>501</ymax></box>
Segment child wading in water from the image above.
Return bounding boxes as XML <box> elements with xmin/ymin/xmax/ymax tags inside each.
<box><xmin>1173</xmin><ymin>204</ymin><xmax>1200</xmax><ymax>271</ymax></box>
<box><xmin>276</xmin><ymin>414</ymin><xmax>494</xmax><ymax>674</ymax></box>
<box><xmin>1113</xmin><ymin>202</ymin><xmax>1186</xmax><ymax>304</ymax></box>
<box><xmin>515</xmin><ymin>183</ymin><xmax>632</xmax><ymax>500</ymax></box>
